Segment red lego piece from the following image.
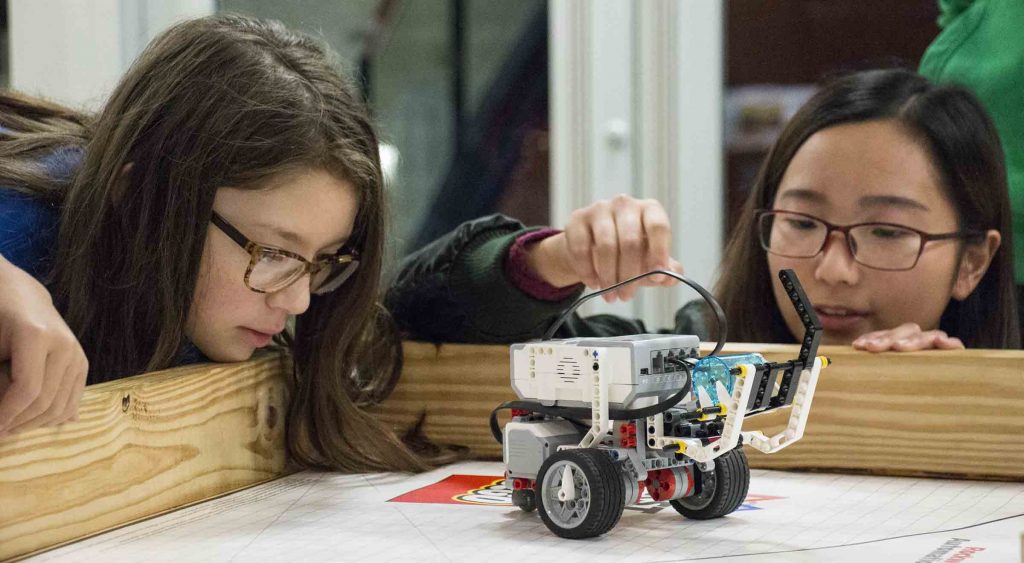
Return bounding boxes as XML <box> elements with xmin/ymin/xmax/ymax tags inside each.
<box><xmin>643</xmin><ymin>467</ymin><xmax>693</xmax><ymax>502</ymax></box>
<box><xmin>619</xmin><ymin>422</ymin><xmax>638</xmax><ymax>447</ymax></box>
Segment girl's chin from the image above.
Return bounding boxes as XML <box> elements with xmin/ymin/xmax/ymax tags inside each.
<box><xmin>789</xmin><ymin>322</ymin><xmax>859</xmax><ymax>346</ymax></box>
<box><xmin>794</xmin><ymin>315</ymin><xmax>872</xmax><ymax>346</ymax></box>
<box><xmin>202</xmin><ymin>344</ymin><xmax>256</xmax><ymax>363</ymax></box>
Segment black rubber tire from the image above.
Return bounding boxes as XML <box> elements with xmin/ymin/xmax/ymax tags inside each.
<box><xmin>670</xmin><ymin>448</ymin><xmax>750</xmax><ymax>520</ymax></box>
<box><xmin>535</xmin><ymin>449</ymin><xmax>625</xmax><ymax>539</ymax></box>
<box><xmin>512</xmin><ymin>488</ymin><xmax>536</xmax><ymax>512</ymax></box>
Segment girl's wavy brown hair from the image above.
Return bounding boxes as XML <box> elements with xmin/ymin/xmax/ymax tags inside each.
<box><xmin>0</xmin><ymin>14</ymin><xmax>450</xmax><ymax>472</ymax></box>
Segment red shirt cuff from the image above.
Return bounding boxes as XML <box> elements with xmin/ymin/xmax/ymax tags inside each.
<box><xmin>505</xmin><ymin>228</ymin><xmax>583</xmax><ymax>301</ymax></box>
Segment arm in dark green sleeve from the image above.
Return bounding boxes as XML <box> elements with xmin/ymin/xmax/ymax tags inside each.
<box><xmin>385</xmin><ymin>214</ymin><xmax>582</xmax><ymax>342</ymax></box>
<box><xmin>385</xmin><ymin>214</ymin><xmax>654</xmax><ymax>342</ymax></box>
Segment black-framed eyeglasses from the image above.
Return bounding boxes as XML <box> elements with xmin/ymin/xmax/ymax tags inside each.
<box><xmin>755</xmin><ymin>209</ymin><xmax>983</xmax><ymax>272</ymax></box>
<box><xmin>210</xmin><ymin>212</ymin><xmax>360</xmax><ymax>295</ymax></box>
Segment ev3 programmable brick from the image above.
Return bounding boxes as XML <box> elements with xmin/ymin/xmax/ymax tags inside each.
<box><xmin>510</xmin><ymin>334</ymin><xmax>699</xmax><ymax>410</ymax></box>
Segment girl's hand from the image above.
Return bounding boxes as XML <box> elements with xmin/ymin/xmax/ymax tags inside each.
<box><xmin>526</xmin><ymin>195</ymin><xmax>683</xmax><ymax>302</ymax></box>
<box><xmin>852</xmin><ymin>322</ymin><xmax>964</xmax><ymax>352</ymax></box>
<box><xmin>0</xmin><ymin>256</ymin><xmax>88</xmax><ymax>438</ymax></box>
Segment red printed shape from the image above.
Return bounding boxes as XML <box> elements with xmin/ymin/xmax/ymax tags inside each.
<box><xmin>389</xmin><ymin>475</ymin><xmax>511</xmax><ymax>506</ymax></box>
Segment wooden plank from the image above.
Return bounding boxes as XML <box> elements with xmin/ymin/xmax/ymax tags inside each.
<box><xmin>373</xmin><ymin>342</ymin><xmax>1024</xmax><ymax>481</ymax></box>
<box><xmin>0</xmin><ymin>353</ymin><xmax>292</xmax><ymax>561</ymax></box>
<box><xmin>3</xmin><ymin>340</ymin><xmax>1021</xmax><ymax>559</ymax></box>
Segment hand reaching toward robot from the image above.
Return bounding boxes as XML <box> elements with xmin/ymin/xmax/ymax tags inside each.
<box><xmin>524</xmin><ymin>195</ymin><xmax>684</xmax><ymax>303</ymax></box>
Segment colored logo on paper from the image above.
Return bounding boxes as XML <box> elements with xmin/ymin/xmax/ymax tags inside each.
<box><xmin>388</xmin><ymin>474</ymin><xmax>784</xmax><ymax>511</ymax></box>
<box><xmin>389</xmin><ymin>475</ymin><xmax>511</xmax><ymax>506</ymax></box>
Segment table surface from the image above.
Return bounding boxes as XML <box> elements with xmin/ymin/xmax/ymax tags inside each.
<box><xmin>30</xmin><ymin>461</ymin><xmax>1024</xmax><ymax>563</ymax></box>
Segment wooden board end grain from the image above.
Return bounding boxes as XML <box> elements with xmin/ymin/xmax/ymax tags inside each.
<box><xmin>0</xmin><ymin>353</ymin><xmax>292</xmax><ymax>561</ymax></box>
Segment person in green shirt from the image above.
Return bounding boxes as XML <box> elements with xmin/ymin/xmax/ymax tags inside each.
<box><xmin>919</xmin><ymin>0</ymin><xmax>1024</xmax><ymax>333</ymax></box>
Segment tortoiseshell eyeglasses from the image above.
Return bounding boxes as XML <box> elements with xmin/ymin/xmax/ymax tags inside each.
<box><xmin>210</xmin><ymin>212</ymin><xmax>360</xmax><ymax>295</ymax></box>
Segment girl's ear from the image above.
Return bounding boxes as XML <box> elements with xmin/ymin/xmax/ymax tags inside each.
<box><xmin>951</xmin><ymin>229</ymin><xmax>1001</xmax><ymax>301</ymax></box>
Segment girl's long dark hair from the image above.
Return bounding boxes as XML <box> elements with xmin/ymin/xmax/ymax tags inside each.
<box><xmin>716</xmin><ymin>68</ymin><xmax>1019</xmax><ymax>349</ymax></box>
<box><xmin>0</xmin><ymin>15</ymin><xmax>447</xmax><ymax>472</ymax></box>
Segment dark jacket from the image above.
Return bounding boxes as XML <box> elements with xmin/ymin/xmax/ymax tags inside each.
<box><xmin>385</xmin><ymin>214</ymin><xmax>710</xmax><ymax>343</ymax></box>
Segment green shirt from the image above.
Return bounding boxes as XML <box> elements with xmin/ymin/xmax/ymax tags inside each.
<box><xmin>919</xmin><ymin>0</ymin><xmax>1024</xmax><ymax>284</ymax></box>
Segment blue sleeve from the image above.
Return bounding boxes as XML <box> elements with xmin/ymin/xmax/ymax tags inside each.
<box><xmin>0</xmin><ymin>145</ymin><xmax>81</xmax><ymax>282</ymax></box>
<box><xmin>0</xmin><ymin>188</ymin><xmax>61</xmax><ymax>281</ymax></box>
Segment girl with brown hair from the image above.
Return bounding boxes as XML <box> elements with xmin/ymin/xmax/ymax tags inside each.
<box><xmin>0</xmin><ymin>14</ymin><xmax>679</xmax><ymax>471</ymax></box>
<box><xmin>0</xmin><ymin>14</ymin><xmax>422</xmax><ymax>471</ymax></box>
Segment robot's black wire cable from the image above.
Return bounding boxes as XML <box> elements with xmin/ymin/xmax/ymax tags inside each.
<box><xmin>541</xmin><ymin>270</ymin><xmax>727</xmax><ymax>357</ymax></box>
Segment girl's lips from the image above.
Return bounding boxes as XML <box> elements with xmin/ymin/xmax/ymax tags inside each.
<box><xmin>813</xmin><ymin>307</ymin><xmax>869</xmax><ymax>332</ymax></box>
<box><xmin>241</xmin><ymin>328</ymin><xmax>274</xmax><ymax>348</ymax></box>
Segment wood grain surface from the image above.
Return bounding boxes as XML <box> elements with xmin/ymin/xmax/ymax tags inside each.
<box><xmin>3</xmin><ymin>341</ymin><xmax>1021</xmax><ymax>560</ymax></box>
<box><xmin>0</xmin><ymin>353</ymin><xmax>292</xmax><ymax>561</ymax></box>
<box><xmin>374</xmin><ymin>342</ymin><xmax>1024</xmax><ymax>481</ymax></box>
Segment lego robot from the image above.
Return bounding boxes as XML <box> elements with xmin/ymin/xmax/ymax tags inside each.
<box><xmin>491</xmin><ymin>269</ymin><xmax>829</xmax><ymax>539</ymax></box>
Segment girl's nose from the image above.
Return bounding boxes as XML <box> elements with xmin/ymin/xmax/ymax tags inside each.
<box><xmin>814</xmin><ymin>232</ymin><xmax>860</xmax><ymax>286</ymax></box>
<box><xmin>267</xmin><ymin>273</ymin><xmax>312</xmax><ymax>315</ymax></box>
